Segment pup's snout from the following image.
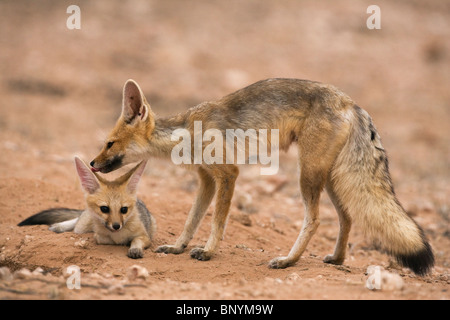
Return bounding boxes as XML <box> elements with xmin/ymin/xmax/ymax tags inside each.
<box><xmin>112</xmin><ymin>223</ymin><xmax>121</xmax><ymax>231</ymax></box>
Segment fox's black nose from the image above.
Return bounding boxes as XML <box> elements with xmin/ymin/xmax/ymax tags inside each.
<box><xmin>90</xmin><ymin>160</ymin><xmax>95</xmax><ymax>167</ymax></box>
<box><xmin>112</xmin><ymin>223</ymin><xmax>121</xmax><ymax>230</ymax></box>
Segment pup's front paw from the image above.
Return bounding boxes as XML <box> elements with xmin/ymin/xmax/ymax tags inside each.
<box><xmin>128</xmin><ymin>247</ymin><xmax>144</xmax><ymax>259</ymax></box>
<box><xmin>190</xmin><ymin>247</ymin><xmax>212</xmax><ymax>261</ymax></box>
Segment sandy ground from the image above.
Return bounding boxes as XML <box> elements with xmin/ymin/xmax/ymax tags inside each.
<box><xmin>0</xmin><ymin>0</ymin><xmax>449</xmax><ymax>300</ymax></box>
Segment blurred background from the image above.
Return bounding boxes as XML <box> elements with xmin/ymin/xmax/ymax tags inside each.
<box><xmin>0</xmin><ymin>0</ymin><xmax>449</xmax><ymax>211</ymax></box>
<box><xmin>1</xmin><ymin>0</ymin><xmax>449</xmax><ymax>193</ymax></box>
<box><xmin>0</xmin><ymin>0</ymin><xmax>448</xmax><ymax>299</ymax></box>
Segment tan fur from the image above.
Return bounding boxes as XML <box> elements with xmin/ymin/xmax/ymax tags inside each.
<box><xmin>21</xmin><ymin>157</ymin><xmax>156</xmax><ymax>259</ymax></box>
<box><xmin>330</xmin><ymin>107</ymin><xmax>424</xmax><ymax>255</ymax></box>
<box><xmin>90</xmin><ymin>78</ymin><xmax>434</xmax><ymax>274</ymax></box>
<box><xmin>78</xmin><ymin>158</ymin><xmax>156</xmax><ymax>259</ymax></box>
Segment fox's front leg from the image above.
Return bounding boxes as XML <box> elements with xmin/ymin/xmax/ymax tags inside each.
<box><xmin>190</xmin><ymin>166</ymin><xmax>238</xmax><ymax>261</ymax></box>
<box><xmin>156</xmin><ymin>167</ymin><xmax>215</xmax><ymax>255</ymax></box>
<box><xmin>128</xmin><ymin>235</ymin><xmax>151</xmax><ymax>259</ymax></box>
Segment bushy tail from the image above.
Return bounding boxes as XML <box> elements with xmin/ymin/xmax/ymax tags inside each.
<box><xmin>330</xmin><ymin>106</ymin><xmax>434</xmax><ymax>276</ymax></box>
<box><xmin>18</xmin><ymin>208</ymin><xmax>82</xmax><ymax>226</ymax></box>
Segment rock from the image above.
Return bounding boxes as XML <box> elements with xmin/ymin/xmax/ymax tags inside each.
<box><xmin>32</xmin><ymin>267</ymin><xmax>44</xmax><ymax>276</ymax></box>
<box><xmin>286</xmin><ymin>272</ymin><xmax>301</xmax><ymax>282</ymax></box>
<box><xmin>366</xmin><ymin>265</ymin><xmax>384</xmax><ymax>274</ymax></box>
<box><xmin>380</xmin><ymin>272</ymin><xmax>404</xmax><ymax>291</ymax></box>
<box><xmin>127</xmin><ymin>265</ymin><xmax>149</xmax><ymax>281</ymax></box>
<box><xmin>24</xmin><ymin>235</ymin><xmax>35</xmax><ymax>244</ymax></box>
<box><xmin>74</xmin><ymin>239</ymin><xmax>89</xmax><ymax>249</ymax></box>
<box><xmin>108</xmin><ymin>284</ymin><xmax>125</xmax><ymax>295</ymax></box>
<box><xmin>236</xmin><ymin>244</ymin><xmax>251</xmax><ymax>251</ymax></box>
<box><xmin>156</xmin><ymin>252</ymin><xmax>167</xmax><ymax>258</ymax></box>
<box><xmin>0</xmin><ymin>267</ymin><xmax>13</xmax><ymax>281</ymax></box>
<box><xmin>365</xmin><ymin>265</ymin><xmax>404</xmax><ymax>291</ymax></box>
<box><xmin>14</xmin><ymin>268</ymin><xmax>33</xmax><ymax>279</ymax></box>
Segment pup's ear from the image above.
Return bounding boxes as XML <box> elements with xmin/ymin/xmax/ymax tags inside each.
<box><xmin>126</xmin><ymin>160</ymin><xmax>147</xmax><ymax>194</ymax></box>
<box><xmin>74</xmin><ymin>156</ymin><xmax>100</xmax><ymax>194</ymax></box>
<box><xmin>122</xmin><ymin>79</ymin><xmax>150</xmax><ymax>123</ymax></box>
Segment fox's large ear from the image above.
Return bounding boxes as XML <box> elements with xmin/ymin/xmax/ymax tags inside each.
<box><xmin>126</xmin><ymin>160</ymin><xmax>147</xmax><ymax>194</ymax></box>
<box><xmin>122</xmin><ymin>79</ymin><xmax>150</xmax><ymax>123</ymax></box>
<box><xmin>74</xmin><ymin>157</ymin><xmax>100</xmax><ymax>194</ymax></box>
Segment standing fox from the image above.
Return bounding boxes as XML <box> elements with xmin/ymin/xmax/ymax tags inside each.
<box><xmin>90</xmin><ymin>78</ymin><xmax>434</xmax><ymax>275</ymax></box>
<box><xmin>19</xmin><ymin>157</ymin><xmax>156</xmax><ymax>259</ymax></box>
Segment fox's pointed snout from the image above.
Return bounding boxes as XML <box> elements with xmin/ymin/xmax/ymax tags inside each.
<box><xmin>90</xmin><ymin>160</ymin><xmax>100</xmax><ymax>172</ymax></box>
<box><xmin>88</xmin><ymin>155</ymin><xmax>125</xmax><ymax>174</ymax></box>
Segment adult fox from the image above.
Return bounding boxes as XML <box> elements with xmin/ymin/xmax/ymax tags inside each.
<box><xmin>90</xmin><ymin>78</ymin><xmax>434</xmax><ymax>275</ymax></box>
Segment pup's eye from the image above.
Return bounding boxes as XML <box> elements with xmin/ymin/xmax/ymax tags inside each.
<box><xmin>100</xmin><ymin>206</ymin><xmax>110</xmax><ymax>213</ymax></box>
<box><xmin>120</xmin><ymin>207</ymin><xmax>128</xmax><ymax>214</ymax></box>
<box><xmin>106</xmin><ymin>141</ymin><xmax>114</xmax><ymax>149</ymax></box>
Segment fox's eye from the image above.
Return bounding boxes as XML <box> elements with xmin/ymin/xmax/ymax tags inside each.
<box><xmin>120</xmin><ymin>207</ymin><xmax>128</xmax><ymax>214</ymax></box>
<box><xmin>106</xmin><ymin>141</ymin><xmax>114</xmax><ymax>149</ymax></box>
<box><xmin>100</xmin><ymin>206</ymin><xmax>110</xmax><ymax>213</ymax></box>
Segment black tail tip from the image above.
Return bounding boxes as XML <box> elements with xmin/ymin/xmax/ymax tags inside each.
<box><xmin>396</xmin><ymin>241</ymin><xmax>435</xmax><ymax>276</ymax></box>
<box><xmin>17</xmin><ymin>218</ymin><xmax>36</xmax><ymax>226</ymax></box>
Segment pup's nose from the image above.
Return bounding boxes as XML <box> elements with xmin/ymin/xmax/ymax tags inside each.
<box><xmin>112</xmin><ymin>223</ymin><xmax>121</xmax><ymax>230</ymax></box>
<box><xmin>90</xmin><ymin>160</ymin><xmax>95</xmax><ymax>167</ymax></box>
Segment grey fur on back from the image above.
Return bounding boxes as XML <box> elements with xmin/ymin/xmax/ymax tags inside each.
<box><xmin>137</xmin><ymin>199</ymin><xmax>156</xmax><ymax>239</ymax></box>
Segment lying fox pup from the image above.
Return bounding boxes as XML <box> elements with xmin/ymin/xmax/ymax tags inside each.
<box><xmin>90</xmin><ymin>78</ymin><xmax>434</xmax><ymax>275</ymax></box>
<box><xmin>18</xmin><ymin>157</ymin><xmax>156</xmax><ymax>259</ymax></box>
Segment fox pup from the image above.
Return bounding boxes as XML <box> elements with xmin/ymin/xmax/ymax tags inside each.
<box><xmin>89</xmin><ymin>78</ymin><xmax>434</xmax><ymax>275</ymax></box>
<box><xmin>19</xmin><ymin>157</ymin><xmax>156</xmax><ymax>259</ymax></box>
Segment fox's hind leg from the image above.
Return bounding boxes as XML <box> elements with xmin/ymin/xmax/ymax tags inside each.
<box><xmin>49</xmin><ymin>218</ymin><xmax>79</xmax><ymax>233</ymax></box>
<box><xmin>269</xmin><ymin>113</ymin><xmax>349</xmax><ymax>269</ymax></box>
<box><xmin>73</xmin><ymin>211</ymin><xmax>94</xmax><ymax>234</ymax></box>
<box><xmin>190</xmin><ymin>165</ymin><xmax>238</xmax><ymax>261</ymax></box>
<box><xmin>268</xmin><ymin>162</ymin><xmax>324</xmax><ymax>268</ymax></box>
<box><xmin>323</xmin><ymin>179</ymin><xmax>352</xmax><ymax>265</ymax></box>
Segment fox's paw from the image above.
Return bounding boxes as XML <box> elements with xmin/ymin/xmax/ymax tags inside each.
<box><xmin>268</xmin><ymin>256</ymin><xmax>295</xmax><ymax>269</ymax></box>
<box><xmin>323</xmin><ymin>254</ymin><xmax>344</xmax><ymax>265</ymax></box>
<box><xmin>190</xmin><ymin>247</ymin><xmax>212</xmax><ymax>261</ymax></box>
<box><xmin>127</xmin><ymin>247</ymin><xmax>144</xmax><ymax>259</ymax></box>
<box><xmin>155</xmin><ymin>244</ymin><xmax>186</xmax><ymax>255</ymax></box>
